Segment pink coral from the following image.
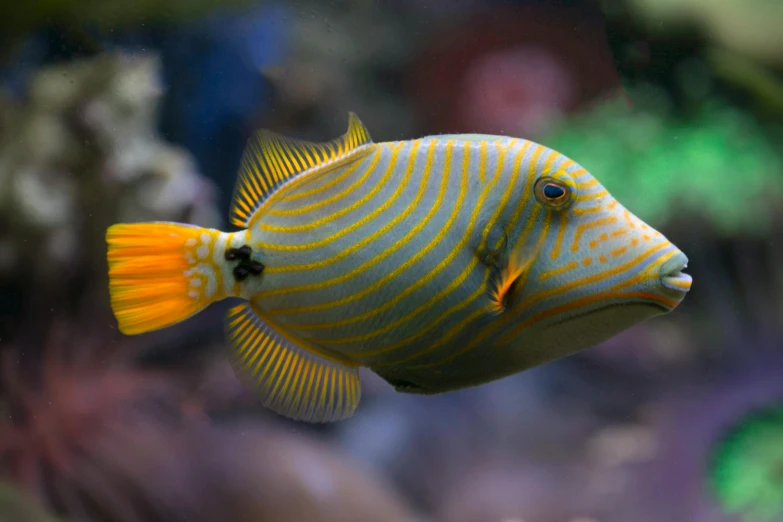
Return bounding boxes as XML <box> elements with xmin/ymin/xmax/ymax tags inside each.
<box><xmin>459</xmin><ymin>46</ymin><xmax>576</xmax><ymax>137</ymax></box>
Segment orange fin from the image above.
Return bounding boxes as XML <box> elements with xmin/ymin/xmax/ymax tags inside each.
<box><xmin>488</xmin><ymin>247</ymin><xmax>538</xmax><ymax>314</ymax></box>
<box><xmin>225</xmin><ymin>303</ymin><xmax>361</xmax><ymax>422</ymax></box>
<box><xmin>106</xmin><ymin>222</ymin><xmax>226</xmax><ymax>335</ymax></box>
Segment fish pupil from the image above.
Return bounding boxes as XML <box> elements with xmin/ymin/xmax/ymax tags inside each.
<box><xmin>226</xmin><ymin>246</ymin><xmax>265</xmax><ymax>282</ymax></box>
<box><xmin>543</xmin><ymin>184</ymin><xmax>565</xmax><ymax>199</ymax></box>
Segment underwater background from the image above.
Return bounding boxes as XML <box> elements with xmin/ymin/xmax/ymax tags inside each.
<box><xmin>1</xmin><ymin>0</ymin><xmax>782</xmax><ymax>521</ymax></box>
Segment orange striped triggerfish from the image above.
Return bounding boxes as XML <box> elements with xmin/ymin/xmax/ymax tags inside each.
<box><xmin>106</xmin><ymin>113</ymin><xmax>692</xmax><ymax>422</ymax></box>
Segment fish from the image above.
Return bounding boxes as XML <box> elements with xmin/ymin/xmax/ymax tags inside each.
<box><xmin>106</xmin><ymin>113</ymin><xmax>692</xmax><ymax>423</ymax></box>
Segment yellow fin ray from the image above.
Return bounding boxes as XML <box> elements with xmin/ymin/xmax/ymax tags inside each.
<box><xmin>225</xmin><ymin>303</ymin><xmax>361</xmax><ymax>422</ymax></box>
<box><xmin>488</xmin><ymin>246</ymin><xmax>540</xmax><ymax>315</ymax></box>
<box><xmin>229</xmin><ymin>112</ymin><xmax>373</xmax><ymax>227</ymax></box>
<box><xmin>106</xmin><ymin>222</ymin><xmax>222</xmax><ymax>335</ymax></box>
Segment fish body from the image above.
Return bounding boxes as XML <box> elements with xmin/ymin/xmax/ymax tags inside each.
<box><xmin>106</xmin><ymin>114</ymin><xmax>692</xmax><ymax>422</ymax></box>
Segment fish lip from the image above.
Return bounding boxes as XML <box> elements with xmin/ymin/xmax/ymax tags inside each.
<box><xmin>659</xmin><ymin>251</ymin><xmax>692</xmax><ymax>292</ymax></box>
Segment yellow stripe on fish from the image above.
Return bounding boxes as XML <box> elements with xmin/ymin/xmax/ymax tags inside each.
<box><xmin>105</xmin><ymin>113</ymin><xmax>692</xmax><ymax>422</ymax></box>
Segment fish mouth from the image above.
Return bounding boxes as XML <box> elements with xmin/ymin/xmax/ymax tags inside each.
<box><xmin>659</xmin><ymin>251</ymin><xmax>692</xmax><ymax>292</ymax></box>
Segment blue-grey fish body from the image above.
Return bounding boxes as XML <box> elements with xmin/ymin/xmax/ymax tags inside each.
<box><xmin>106</xmin><ymin>114</ymin><xmax>692</xmax><ymax>422</ymax></box>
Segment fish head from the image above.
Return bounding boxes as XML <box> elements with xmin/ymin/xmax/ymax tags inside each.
<box><xmin>500</xmin><ymin>158</ymin><xmax>691</xmax><ymax>359</ymax></box>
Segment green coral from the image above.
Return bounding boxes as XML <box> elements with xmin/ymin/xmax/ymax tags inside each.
<box><xmin>544</xmin><ymin>95</ymin><xmax>783</xmax><ymax>236</ymax></box>
<box><xmin>709</xmin><ymin>405</ymin><xmax>783</xmax><ymax>522</ymax></box>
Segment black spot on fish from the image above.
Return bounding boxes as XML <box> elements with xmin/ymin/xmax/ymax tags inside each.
<box><xmin>476</xmin><ymin>221</ymin><xmax>508</xmax><ymax>268</ymax></box>
<box><xmin>225</xmin><ymin>246</ymin><xmax>253</xmax><ymax>261</ymax></box>
<box><xmin>227</xmin><ymin>245</ymin><xmax>265</xmax><ymax>282</ymax></box>
<box><xmin>233</xmin><ymin>265</ymin><xmax>250</xmax><ymax>281</ymax></box>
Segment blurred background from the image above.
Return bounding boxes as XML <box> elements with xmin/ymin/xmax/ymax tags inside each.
<box><xmin>0</xmin><ymin>0</ymin><xmax>782</xmax><ymax>521</ymax></box>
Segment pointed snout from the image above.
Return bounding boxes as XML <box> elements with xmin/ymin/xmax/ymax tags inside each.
<box><xmin>658</xmin><ymin>250</ymin><xmax>692</xmax><ymax>293</ymax></box>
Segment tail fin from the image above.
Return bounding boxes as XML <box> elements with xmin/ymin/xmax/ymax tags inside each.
<box><xmin>106</xmin><ymin>222</ymin><xmax>226</xmax><ymax>335</ymax></box>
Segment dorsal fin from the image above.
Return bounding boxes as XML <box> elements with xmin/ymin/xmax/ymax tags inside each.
<box><xmin>229</xmin><ymin>112</ymin><xmax>373</xmax><ymax>227</ymax></box>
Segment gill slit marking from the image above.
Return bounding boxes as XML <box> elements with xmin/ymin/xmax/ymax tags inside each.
<box><xmin>275</xmin><ymin>140</ymin><xmax>470</xmax><ymax>327</ymax></box>
<box><xmin>322</xmin><ymin>140</ymin><xmax>512</xmax><ymax>348</ymax></box>
<box><xmin>261</xmin><ymin>139</ymin><xmax>436</xmax><ymax>300</ymax></box>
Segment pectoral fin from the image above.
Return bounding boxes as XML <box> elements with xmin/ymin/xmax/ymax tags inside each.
<box><xmin>225</xmin><ymin>303</ymin><xmax>361</xmax><ymax>422</ymax></box>
<box><xmin>488</xmin><ymin>247</ymin><xmax>538</xmax><ymax>315</ymax></box>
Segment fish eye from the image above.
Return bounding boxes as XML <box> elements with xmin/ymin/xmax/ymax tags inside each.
<box><xmin>534</xmin><ymin>177</ymin><xmax>574</xmax><ymax>209</ymax></box>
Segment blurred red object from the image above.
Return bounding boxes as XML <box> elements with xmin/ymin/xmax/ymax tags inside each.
<box><xmin>408</xmin><ymin>3</ymin><xmax>625</xmax><ymax>138</ymax></box>
<box><xmin>0</xmin><ymin>320</ymin><xmax>421</xmax><ymax>522</ymax></box>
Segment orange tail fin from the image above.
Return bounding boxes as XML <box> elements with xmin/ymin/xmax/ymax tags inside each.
<box><xmin>106</xmin><ymin>222</ymin><xmax>228</xmax><ymax>335</ymax></box>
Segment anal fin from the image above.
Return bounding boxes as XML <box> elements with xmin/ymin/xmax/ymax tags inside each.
<box><xmin>225</xmin><ymin>303</ymin><xmax>361</xmax><ymax>423</ymax></box>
